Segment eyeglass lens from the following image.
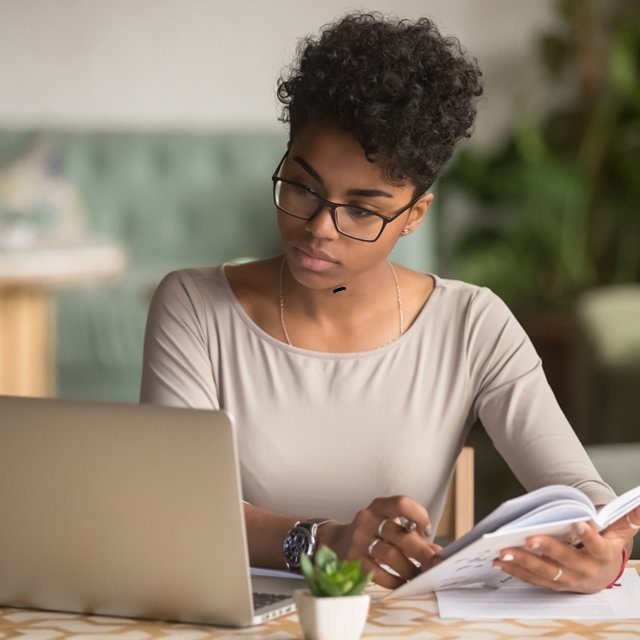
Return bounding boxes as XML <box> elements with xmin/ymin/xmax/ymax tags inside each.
<box><xmin>274</xmin><ymin>181</ymin><xmax>383</xmax><ymax>241</ymax></box>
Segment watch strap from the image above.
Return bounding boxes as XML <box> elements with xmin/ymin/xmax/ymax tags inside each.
<box><xmin>283</xmin><ymin>518</ymin><xmax>332</xmax><ymax>571</ymax></box>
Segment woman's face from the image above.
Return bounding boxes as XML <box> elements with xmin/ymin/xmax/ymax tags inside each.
<box><xmin>276</xmin><ymin>120</ymin><xmax>432</xmax><ymax>291</ymax></box>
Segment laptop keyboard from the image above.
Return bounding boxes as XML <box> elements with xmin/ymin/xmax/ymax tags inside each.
<box><xmin>252</xmin><ymin>591</ymin><xmax>291</xmax><ymax>611</ymax></box>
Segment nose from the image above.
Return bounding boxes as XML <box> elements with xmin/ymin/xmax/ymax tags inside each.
<box><xmin>305</xmin><ymin>204</ymin><xmax>340</xmax><ymax>240</ymax></box>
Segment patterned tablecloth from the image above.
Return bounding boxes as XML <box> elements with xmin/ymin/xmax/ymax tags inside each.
<box><xmin>1</xmin><ymin>562</ymin><xmax>638</xmax><ymax>639</ymax></box>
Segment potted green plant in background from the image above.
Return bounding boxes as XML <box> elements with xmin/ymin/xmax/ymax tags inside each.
<box><xmin>294</xmin><ymin>546</ymin><xmax>373</xmax><ymax>640</ymax></box>
<box><xmin>438</xmin><ymin>0</ymin><xmax>640</xmax><ymax>516</ymax></box>
<box><xmin>439</xmin><ymin>0</ymin><xmax>640</xmax><ymax>414</ymax></box>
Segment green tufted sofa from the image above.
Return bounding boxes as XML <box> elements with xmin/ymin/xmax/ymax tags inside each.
<box><xmin>0</xmin><ymin>129</ymin><xmax>435</xmax><ymax>404</ymax></box>
<box><xmin>1</xmin><ymin>130</ymin><xmax>288</xmax><ymax>402</ymax></box>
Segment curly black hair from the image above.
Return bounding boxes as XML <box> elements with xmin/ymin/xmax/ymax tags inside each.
<box><xmin>277</xmin><ymin>12</ymin><xmax>483</xmax><ymax>195</ymax></box>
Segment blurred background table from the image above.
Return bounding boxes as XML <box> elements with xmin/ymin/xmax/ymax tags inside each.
<box><xmin>0</xmin><ymin>561</ymin><xmax>638</xmax><ymax>639</ymax></box>
<box><xmin>0</xmin><ymin>235</ymin><xmax>126</xmax><ymax>397</ymax></box>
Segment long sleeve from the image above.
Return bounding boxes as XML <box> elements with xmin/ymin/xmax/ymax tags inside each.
<box><xmin>466</xmin><ymin>287</ymin><xmax>616</xmax><ymax>506</ymax></box>
<box><xmin>140</xmin><ymin>270</ymin><xmax>220</xmax><ymax>410</ymax></box>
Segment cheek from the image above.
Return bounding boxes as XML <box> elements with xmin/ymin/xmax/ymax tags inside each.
<box><xmin>276</xmin><ymin>211</ymin><xmax>302</xmax><ymax>239</ymax></box>
<box><xmin>346</xmin><ymin>238</ymin><xmax>397</xmax><ymax>273</ymax></box>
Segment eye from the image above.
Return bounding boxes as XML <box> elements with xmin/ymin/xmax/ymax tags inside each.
<box><xmin>287</xmin><ymin>181</ymin><xmax>318</xmax><ymax>198</ymax></box>
<box><xmin>343</xmin><ymin>206</ymin><xmax>375</xmax><ymax>218</ymax></box>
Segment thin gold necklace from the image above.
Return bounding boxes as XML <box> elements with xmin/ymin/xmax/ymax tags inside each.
<box><xmin>279</xmin><ymin>256</ymin><xmax>404</xmax><ymax>349</ymax></box>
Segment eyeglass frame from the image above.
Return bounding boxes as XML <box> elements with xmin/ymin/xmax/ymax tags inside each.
<box><xmin>271</xmin><ymin>150</ymin><xmax>426</xmax><ymax>243</ymax></box>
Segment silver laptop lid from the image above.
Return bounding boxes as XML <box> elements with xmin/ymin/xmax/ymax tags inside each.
<box><xmin>0</xmin><ymin>396</ymin><xmax>255</xmax><ymax>626</ymax></box>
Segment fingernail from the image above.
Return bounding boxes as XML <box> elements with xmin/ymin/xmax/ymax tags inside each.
<box><xmin>502</xmin><ymin>553</ymin><xmax>514</xmax><ymax>562</ymax></box>
<box><xmin>493</xmin><ymin>562</ymin><xmax>501</xmax><ymax>570</ymax></box>
<box><xmin>574</xmin><ymin>522</ymin><xmax>587</xmax><ymax>535</ymax></box>
<box><xmin>527</xmin><ymin>540</ymin><xmax>540</xmax><ymax>550</ymax></box>
<box><xmin>425</xmin><ymin>524</ymin><xmax>432</xmax><ymax>537</ymax></box>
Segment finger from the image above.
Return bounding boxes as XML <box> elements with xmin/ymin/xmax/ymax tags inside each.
<box><xmin>573</xmin><ymin>521</ymin><xmax>614</xmax><ymax>562</ymax></box>
<box><xmin>494</xmin><ymin>556</ymin><xmax>568</xmax><ymax>592</ymax></box>
<box><xmin>360</xmin><ymin>556</ymin><xmax>404</xmax><ymax>590</ymax></box>
<box><xmin>524</xmin><ymin>534</ymin><xmax>584</xmax><ymax>570</ymax></box>
<box><xmin>369</xmin><ymin>538</ymin><xmax>421</xmax><ymax>582</ymax></box>
<box><xmin>494</xmin><ymin>548</ymin><xmax>578</xmax><ymax>586</ymax></box>
<box><xmin>379</xmin><ymin>520</ymin><xmax>441</xmax><ymax>567</ymax></box>
<box><xmin>370</xmin><ymin>495</ymin><xmax>431</xmax><ymax>537</ymax></box>
<box><xmin>625</xmin><ymin>507</ymin><xmax>640</xmax><ymax>533</ymax></box>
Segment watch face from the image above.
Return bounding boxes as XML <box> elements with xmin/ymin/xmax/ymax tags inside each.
<box><xmin>283</xmin><ymin>525</ymin><xmax>313</xmax><ymax>568</ymax></box>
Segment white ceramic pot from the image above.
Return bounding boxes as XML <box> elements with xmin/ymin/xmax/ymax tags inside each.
<box><xmin>293</xmin><ymin>589</ymin><xmax>370</xmax><ymax>640</ymax></box>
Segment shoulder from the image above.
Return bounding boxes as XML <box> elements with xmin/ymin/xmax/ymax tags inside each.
<box><xmin>148</xmin><ymin>265</ymin><xmax>235</xmax><ymax>333</ymax></box>
<box><xmin>406</xmin><ymin>268</ymin><xmax>490</xmax><ymax>318</ymax></box>
<box><xmin>152</xmin><ymin>265</ymin><xmax>226</xmax><ymax>306</ymax></box>
<box><xmin>150</xmin><ymin>258</ymin><xmax>281</xmax><ymax>324</ymax></box>
<box><xmin>416</xmin><ymin>271</ymin><xmax>522</xmax><ymax>344</ymax></box>
<box><xmin>429</xmin><ymin>273</ymin><xmax>515</xmax><ymax>319</ymax></box>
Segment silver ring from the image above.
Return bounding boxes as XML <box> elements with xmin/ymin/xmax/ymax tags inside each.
<box><xmin>399</xmin><ymin>517</ymin><xmax>418</xmax><ymax>533</ymax></box>
<box><xmin>377</xmin><ymin>518</ymin><xmax>389</xmax><ymax>538</ymax></box>
<box><xmin>367</xmin><ymin>537</ymin><xmax>381</xmax><ymax>557</ymax></box>
<box><xmin>552</xmin><ymin>565</ymin><xmax>563</xmax><ymax>582</ymax></box>
<box><xmin>626</xmin><ymin>514</ymin><xmax>640</xmax><ymax>530</ymax></box>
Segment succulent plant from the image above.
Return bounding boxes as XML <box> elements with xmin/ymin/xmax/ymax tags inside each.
<box><xmin>300</xmin><ymin>545</ymin><xmax>373</xmax><ymax>597</ymax></box>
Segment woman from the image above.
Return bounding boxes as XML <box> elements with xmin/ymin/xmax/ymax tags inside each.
<box><xmin>140</xmin><ymin>13</ymin><xmax>638</xmax><ymax>592</ymax></box>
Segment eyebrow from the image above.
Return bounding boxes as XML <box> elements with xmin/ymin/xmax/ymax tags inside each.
<box><xmin>292</xmin><ymin>155</ymin><xmax>394</xmax><ymax>198</ymax></box>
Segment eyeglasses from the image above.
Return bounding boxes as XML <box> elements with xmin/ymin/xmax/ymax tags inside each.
<box><xmin>271</xmin><ymin>151</ymin><xmax>424</xmax><ymax>242</ymax></box>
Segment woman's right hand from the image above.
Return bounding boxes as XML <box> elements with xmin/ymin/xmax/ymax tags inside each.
<box><xmin>318</xmin><ymin>495</ymin><xmax>442</xmax><ymax>589</ymax></box>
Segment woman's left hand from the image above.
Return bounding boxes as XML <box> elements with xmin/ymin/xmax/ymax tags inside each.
<box><xmin>492</xmin><ymin>505</ymin><xmax>640</xmax><ymax>594</ymax></box>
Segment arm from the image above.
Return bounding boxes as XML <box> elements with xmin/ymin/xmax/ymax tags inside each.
<box><xmin>466</xmin><ymin>287</ymin><xmax>636</xmax><ymax>591</ymax></box>
<box><xmin>245</xmin><ymin>503</ymin><xmax>305</xmax><ymax>570</ymax></box>
<box><xmin>466</xmin><ymin>287</ymin><xmax>616</xmax><ymax>506</ymax></box>
<box><xmin>140</xmin><ymin>270</ymin><xmax>220</xmax><ymax>409</ymax></box>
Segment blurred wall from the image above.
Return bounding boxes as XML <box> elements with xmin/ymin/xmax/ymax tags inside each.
<box><xmin>0</xmin><ymin>0</ymin><xmax>555</xmax><ymax>148</ymax></box>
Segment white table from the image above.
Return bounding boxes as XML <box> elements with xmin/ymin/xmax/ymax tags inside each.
<box><xmin>0</xmin><ymin>562</ymin><xmax>638</xmax><ymax>639</ymax></box>
<box><xmin>0</xmin><ymin>235</ymin><xmax>126</xmax><ymax>396</ymax></box>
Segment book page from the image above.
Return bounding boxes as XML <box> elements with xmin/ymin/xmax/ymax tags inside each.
<box><xmin>435</xmin><ymin>568</ymin><xmax>640</xmax><ymax>619</ymax></box>
<box><xmin>440</xmin><ymin>485</ymin><xmax>593</xmax><ymax>560</ymax></box>
<box><xmin>385</xmin><ymin>518</ymin><xmax>589</xmax><ymax>599</ymax></box>
<box><xmin>387</xmin><ymin>484</ymin><xmax>640</xmax><ymax>600</ymax></box>
<box><xmin>596</xmin><ymin>485</ymin><xmax>640</xmax><ymax>529</ymax></box>
<box><xmin>497</xmin><ymin>500</ymin><xmax>594</xmax><ymax>532</ymax></box>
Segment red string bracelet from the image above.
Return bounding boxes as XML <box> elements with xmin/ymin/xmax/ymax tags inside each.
<box><xmin>606</xmin><ymin>548</ymin><xmax>628</xmax><ymax>589</ymax></box>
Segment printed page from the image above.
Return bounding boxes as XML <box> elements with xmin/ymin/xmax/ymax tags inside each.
<box><xmin>385</xmin><ymin>518</ymin><xmax>589</xmax><ymax>599</ymax></box>
<box><xmin>435</xmin><ymin>568</ymin><xmax>640</xmax><ymax>619</ymax></box>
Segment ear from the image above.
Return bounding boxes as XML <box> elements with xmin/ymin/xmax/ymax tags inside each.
<box><xmin>401</xmin><ymin>193</ymin><xmax>434</xmax><ymax>235</ymax></box>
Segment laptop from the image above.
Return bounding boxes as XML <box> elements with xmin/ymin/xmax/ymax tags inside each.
<box><xmin>0</xmin><ymin>395</ymin><xmax>302</xmax><ymax>627</ymax></box>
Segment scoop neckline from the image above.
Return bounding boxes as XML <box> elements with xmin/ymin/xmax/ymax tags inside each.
<box><xmin>219</xmin><ymin>262</ymin><xmax>441</xmax><ymax>360</ymax></box>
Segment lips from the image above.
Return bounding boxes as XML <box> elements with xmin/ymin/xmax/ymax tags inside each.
<box><xmin>291</xmin><ymin>246</ymin><xmax>339</xmax><ymax>272</ymax></box>
<box><xmin>295</xmin><ymin>246</ymin><xmax>338</xmax><ymax>263</ymax></box>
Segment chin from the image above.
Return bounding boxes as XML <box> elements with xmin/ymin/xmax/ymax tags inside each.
<box><xmin>287</xmin><ymin>262</ymin><xmax>339</xmax><ymax>289</ymax></box>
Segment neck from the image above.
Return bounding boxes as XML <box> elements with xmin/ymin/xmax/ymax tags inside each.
<box><xmin>280</xmin><ymin>256</ymin><xmax>398</xmax><ymax>328</ymax></box>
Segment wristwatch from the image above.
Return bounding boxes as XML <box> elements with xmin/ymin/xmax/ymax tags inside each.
<box><xmin>283</xmin><ymin>518</ymin><xmax>332</xmax><ymax>571</ymax></box>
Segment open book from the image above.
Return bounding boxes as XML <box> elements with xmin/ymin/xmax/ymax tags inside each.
<box><xmin>385</xmin><ymin>484</ymin><xmax>640</xmax><ymax>600</ymax></box>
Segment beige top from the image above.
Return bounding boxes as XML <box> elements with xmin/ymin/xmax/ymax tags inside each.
<box><xmin>139</xmin><ymin>264</ymin><xmax>615</xmax><ymax>527</ymax></box>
